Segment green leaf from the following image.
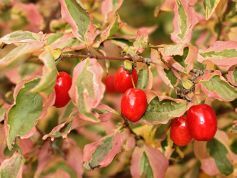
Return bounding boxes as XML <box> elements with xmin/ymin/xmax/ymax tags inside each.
<box><xmin>0</xmin><ymin>43</ymin><xmax>43</xmax><ymax>73</ymax></box>
<box><xmin>41</xmin><ymin>161</ymin><xmax>77</xmax><ymax>178</ymax></box>
<box><xmin>85</xmin><ymin>136</ymin><xmax>113</xmax><ymax>169</ymax></box>
<box><xmin>201</xmin><ymin>75</ymin><xmax>237</xmax><ymax>101</ymax></box>
<box><xmin>200</xmin><ymin>49</ymin><xmax>237</xmax><ymax>58</ymax></box>
<box><xmin>164</xmin><ymin>69</ymin><xmax>177</xmax><ymax>86</ymax></box>
<box><xmin>83</xmin><ymin>132</ymin><xmax>123</xmax><ymax>170</ymax></box>
<box><xmin>46</xmin><ymin>33</ymin><xmax>63</xmax><ymax>45</ymax></box>
<box><xmin>131</xmin><ymin>146</ymin><xmax>168</xmax><ymax>178</ymax></box>
<box><xmin>60</xmin><ymin>0</ymin><xmax>90</xmax><ymax>41</ymax></box>
<box><xmin>141</xmin><ymin>97</ymin><xmax>187</xmax><ymax>124</ymax></box>
<box><xmin>0</xmin><ymin>153</ymin><xmax>24</xmax><ymax>178</ymax></box>
<box><xmin>140</xmin><ymin>152</ymin><xmax>153</xmax><ymax>178</ymax></box>
<box><xmin>177</xmin><ymin>1</ymin><xmax>187</xmax><ymax>39</ymax></box>
<box><xmin>31</xmin><ymin>51</ymin><xmax>57</xmax><ymax>94</ymax></box>
<box><xmin>204</xmin><ymin>0</ymin><xmax>221</xmax><ymax>20</ymax></box>
<box><xmin>197</xmin><ymin>41</ymin><xmax>237</xmax><ymax>70</ymax></box>
<box><xmin>137</xmin><ymin>68</ymin><xmax>149</xmax><ymax>89</ymax></box>
<box><xmin>7</xmin><ymin>79</ymin><xmax>43</xmax><ymax>149</ymax></box>
<box><xmin>0</xmin><ymin>30</ymin><xmax>41</xmax><ymax>44</ymax></box>
<box><xmin>173</xmin><ymin>47</ymin><xmax>189</xmax><ymax>67</ymax></box>
<box><xmin>207</xmin><ymin>138</ymin><xmax>233</xmax><ymax>176</ymax></box>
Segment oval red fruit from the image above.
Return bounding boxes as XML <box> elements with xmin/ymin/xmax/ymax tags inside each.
<box><xmin>54</xmin><ymin>71</ymin><xmax>72</xmax><ymax>108</ymax></box>
<box><xmin>104</xmin><ymin>74</ymin><xmax>116</xmax><ymax>93</ymax></box>
<box><xmin>170</xmin><ymin>116</ymin><xmax>192</xmax><ymax>146</ymax></box>
<box><xmin>114</xmin><ymin>67</ymin><xmax>138</xmax><ymax>93</ymax></box>
<box><xmin>121</xmin><ymin>88</ymin><xmax>147</xmax><ymax>122</ymax></box>
<box><xmin>187</xmin><ymin>104</ymin><xmax>217</xmax><ymax>141</ymax></box>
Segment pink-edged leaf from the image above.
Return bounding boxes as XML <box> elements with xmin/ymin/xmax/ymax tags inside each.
<box><xmin>159</xmin><ymin>44</ymin><xmax>198</xmax><ymax>73</ymax></box>
<box><xmin>198</xmin><ymin>41</ymin><xmax>237</xmax><ymax>70</ymax></box>
<box><xmin>131</xmin><ymin>145</ymin><xmax>168</xmax><ymax>178</ymax></box>
<box><xmin>151</xmin><ymin>49</ymin><xmax>178</xmax><ymax>88</ymax></box>
<box><xmin>0</xmin><ymin>153</ymin><xmax>24</xmax><ymax>178</ymax></box>
<box><xmin>0</xmin><ymin>31</ymin><xmax>43</xmax><ymax>44</ymax></box>
<box><xmin>83</xmin><ymin>131</ymin><xmax>124</xmax><ymax>170</ymax></box>
<box><xmin>63</xmin><ymin>138</ymin><xmax>83</xmax><ymax>178</ymax></box>
<box><xmin>207</xmin><ymin>132</ymin><xmax>234</xmax><ymax>176</ymax></box>
<box><xmin>198</xmin><ymin>71</ymin><xmax>237</xmax><ymax>101</ymax></box>
<box><xmin>93</xmin><ymin>15</ymin><xmax>120</xmax><ymax>48</ymax></box>
<box><xmin>34</xmin><ymin>141</ymin><xmax>52</xmax><ymax>178</ymax></box>
<box><xmin>13</xmin><ymin>2</ymin><xmax>43</xmax><ymax>32</ymax></box>
<box><xmin>18</xmin><ymin>138</ymin><xmax>34</xmax><ymax>155</ymax></box>
<box><xmin>0</xmin><ymin>42</ymin><xmax>43</xmax><ymax>73</ymax></box>
<box><xmin>69</xmin><ymin>58</ymin><xmax>105</xmax><ymax>122</ymax></box>
<box><xmin>59</xmin><ymin>0</ymin><xmax>98</xmax><ymax>43</ymax></box>
<box><xmin>101</xmin><ymin>0</ymin><xmax>123</xmax><ymax>22</ymax></box>
<box><xmin>42</xmin><ymin>115</ymin><xmax>78</xmax><ymax>141</ymax></box>
<box><xmin>201</xmin><ymin>158</ymin><xmax>220</xmax><ymax>176</ymax></box>
<box><xmin>171</xmin><ymin>0</ymin><xmax>200</xmax><ymax>44</ymax></box>
<box><xmin>226</xmin><ymin>67</ymin><xmax>237</xmax><ymax>87</ymax></box>
<box><xmin>184</xmin><ymin>45</ymin><xmax>198</xmax><ymax>73</ymax></box>
<box><xmin>204</xmin><ymin>0</ymin><xmax>221</xmax><ymax>20</ymax></box>
<box><xmin>5</xmin><ymin>78</ymin><xmax>54</xmax><ymax>149</ymax></box>
<box><xmin>193</xmin><ymin>141</ymin><xmax>219</xmax><ymax>176</ymax></box>
<box><xmin>31</xmin><ymin>50</ymin><xmax>57</xmax><ymax>94</ymax></box>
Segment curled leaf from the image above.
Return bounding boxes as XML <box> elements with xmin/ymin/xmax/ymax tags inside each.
<box><xmin>31</xmin><ymin>50</ymin><xmax>57</xmax><ymax>94</ymax></box>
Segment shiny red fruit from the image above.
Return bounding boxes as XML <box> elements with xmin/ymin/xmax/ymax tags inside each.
<box><xmin>54</xmin><ymin>71</ymin><xmax>72</xmax><ymax>108</ymax></box>
<box><xmin>114</xmin><ymin>67</ymin><xmax>138</xmax><ymax>93</ymax></box>
<box><xmin>187</xmin><ymin>104</ymin><xmax>217</xmax><ymax>141</ymax></box>
<box><xmin>121</xmin><ymin>88</ymin><xmax>147</xmax><ymax>122</ymax></box>
<box><xmin>104</xmin><ymin>74</ymin><xmax>116</xmax><ymax>93</ymax></box>
<box><xmin>170</xmin><ymin>116</ymin><xmax>192</xmax><ymax>146</ymax></box>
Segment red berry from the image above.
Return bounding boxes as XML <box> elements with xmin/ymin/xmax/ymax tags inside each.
<box><xmin>104</xmin><ymin>74</ymin><xmax>116</xmax><ymax>93</ymax></box>
<box><xmin>114</xmin><ymin>67</ymin><xmax>138</xmax><ymax>93</ymax></box>
<box><xmin>186</xmin><ymin>104</ymin><xmax>217</xmax><ymax>141</ymax></box>
<box><xmin>121</xmin><ymin>88</ymin><xmax>147</xmax><ymax>122</ymax></box>
<box><xmin>54</xmin><ymin>71</ymin><xmax>72</xmax><ymax>108</ymax></box>
<box><xmin>170</xmin><ymin>116</ymin><xmax>192</xmax><ymax>146</ymax></box>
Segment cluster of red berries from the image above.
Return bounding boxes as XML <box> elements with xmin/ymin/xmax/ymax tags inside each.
<box><xmin>170</xmin><ymin>104</ymin><xmax>217</xmax><ymax>146</ymax></box>
<box><xmin>104</xmin><ymin>67</ymin><xmax>148</xmax><ymax>122</ymax></box>
<box><xmin>54</xmin><ymin>70</ymin><xmax>217</xmax><ymax>147</ymax></box>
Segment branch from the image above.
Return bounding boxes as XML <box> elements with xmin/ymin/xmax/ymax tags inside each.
<box><xmin>61</xmin><ymin>53</ymin><xmax>154</xmax><ymax>65</ymax></box>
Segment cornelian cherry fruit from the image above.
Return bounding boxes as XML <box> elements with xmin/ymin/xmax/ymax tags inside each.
<box><xmin>114</xmin><ymin>67</ymin><xmax>138</xmax><ymax>93</ymax></box>
<box><xmin>54</xmin><ymin>71</ymin><xmax>72</xmax><ymax>108</ymax></box>
<box><xmin>170</xmin><ymin>116</ymin><xmax>192</xmax><ymax>146</ymax></box>
<box><xmin>121</xmin><ymin>88</ymin><xmax>147</xmax><ymax>122</ymax></box>
<box><xmin>104</xmin><ymin>74</ymin><xmax>116</xmax><ymax>93</ymax></box>
<box><xmin>186</xmin><ymin>104</ymin><xmax>217</xmax><ymax>141</ymax></box>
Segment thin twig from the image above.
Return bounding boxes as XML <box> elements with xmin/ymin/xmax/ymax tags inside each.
<box><xmin>61</xmin><ymin>53</ymin><xmax>155</xmax><ymax>64</ymax></box>
<box><xmin>123</xmin><ymin>118</ymin><xmax>143</xmax><ymax>141</ymax></box>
